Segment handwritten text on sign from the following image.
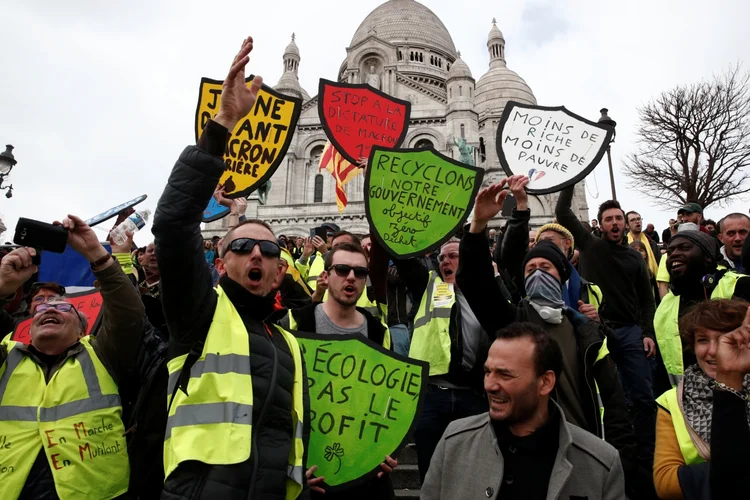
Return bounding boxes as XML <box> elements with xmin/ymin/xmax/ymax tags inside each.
<box><xmin>496</xmin><ymin>102</ymin><xmax>613</xmax><ymax>194</ymax></box>
<box><xmin>195</xmin><ymin>77</ymin><xmax>301</xmax><ymax>198</ymax></box>
<box><xmin>365</xmin><ymin>147</ymin><xmax>483</xmax><ymax>258</ymax></box>
<box><xmin>296</xmin><ymin>333</ymin><xmax>427</xmax><ymax>490</ymax></box>
<box><xmin>12</xmin><ymin>290</ymin><xmax>103</xmax><ymax>345</ymax></box>
<box><xmin>318</xmin><ymin>79</ymin><xmax>411</xmax><ymax>164</ymax></box>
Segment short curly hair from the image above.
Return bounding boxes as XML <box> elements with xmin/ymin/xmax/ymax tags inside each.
<box><xmin>679</xmin><ymin>299</ymin><xmax>749</xmax><ymax>352</ymax></box>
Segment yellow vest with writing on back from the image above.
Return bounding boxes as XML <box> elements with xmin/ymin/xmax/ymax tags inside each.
<box><xmin>0</xmin><ymin>335</ymin><xmax>129</xmax><ymax>500</ymax></box>
<box><xmin>656</xmin><ymin>388</ymin><xmax>704</xmax><ymax>465</ymax></box>
<box><xmin>163</xmin><ymin>286</ymin><xmax>305</xmax><ymax>500</ymax></box>
<box><xmin>410</xmin><ymin>272</ymin><xmax>454</xmax><ymax>376</ymax></box>
<box><xmin>653</xmin><ymin>271</ymin><xmax>746</xmax><ymax>387</ymax></box>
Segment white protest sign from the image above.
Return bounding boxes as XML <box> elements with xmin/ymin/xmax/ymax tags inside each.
<box><xmin>496</xmin><ymin>102</ymin><xmax>614</xmax><ymax>194</ymax></box>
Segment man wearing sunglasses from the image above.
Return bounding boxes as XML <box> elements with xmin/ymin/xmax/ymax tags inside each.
<box><xmin>152</xmin><ymin>37</ymin><xmax>309</xmax><ymax>500</ymax></box>
<box><xmin>0</xmin><ymin>215</ymin><xmax>145</xmax><ymax>499</ymax></box>
<box><xmin>281</xmin><ymin>241</ymin><xmax>397</xmax><ymax>499</ymax></box>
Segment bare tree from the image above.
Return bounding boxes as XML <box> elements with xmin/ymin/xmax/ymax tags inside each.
<box><xmin>624</xmin><ymin>66</ymin><xmax>750</xmax><ymax>208</ymax></box>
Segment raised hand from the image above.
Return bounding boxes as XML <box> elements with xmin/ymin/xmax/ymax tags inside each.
<box><xmin>716</xmin><ymin>306</ymin><xmax>750</xmax><ymax>389</ymax></box>
<box><xmin>470</xmin><ymin>179</ymin><xmax>509</xmax><ymax>233</ymax></box>
<box><xmin>213</xmin><ymin>183</ymin><xmax>233</xmax><ymax>208</ymax></box>
<box><xmin>507</xmin><ymin>175</ymin><xmax>530</xmax><ymax>211</ymax></box>
<box><xmin>110</xmin><ymin>230</ymin><xmax>134</xmax><ymax>255</ymax></box>
<box><xmin>214</xmin><ymin>36</ymin><xmax>263</xmax><ymax>131</ymax></box>
<box><xmin>302</xmin><ymin>237</ymin><xmax>315</xmax><ymax>259</ymax></box>
<box><xmin>305</xmin><ymin>465</ymin><xmax>325</xmax><ymax>494</ymax></box>
<box><xmin>0</xmin><ymin>248</ymin><xmax>38</xmax><ymax>297</ymax></box>
<box><xmin>55</xmin><ymin>215</ymin><xmax>109</xmax><ymax>263</ymax></box>
<box><xmin>232</xmin><ymin>197</ymin><xmax>248</xmax><ymax>216</ymax></box>
<box><xmin>312</xmin><ymin>235</ymin><xmax>327</xmax><ymax>254</ymax></box>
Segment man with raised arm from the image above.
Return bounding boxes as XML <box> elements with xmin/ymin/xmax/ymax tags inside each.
<box><xmin>152</xmin><ymin>37</ymin><xmax>309</xmax><ymax>500</ymax></box>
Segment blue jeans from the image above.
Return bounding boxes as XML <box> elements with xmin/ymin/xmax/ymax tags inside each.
<box><xmin>389</xmin><ymin>324</ymin><xmax>410</xmax><ymax>357</ymax></box>
<box><xmin>610</xmin><ymin>324</ymin><xmax>657</xmax><ymax>464</ymax></box>
<box><xmin>415</xmin><ymin>385</ymin><xmax>488</xmax><ymax>483</ymax></box>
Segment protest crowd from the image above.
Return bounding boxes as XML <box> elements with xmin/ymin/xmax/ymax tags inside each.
<box><xmin>3</xmin><ymin>36</ymin><xmax>750</xmax><ymax>500</ymax></box>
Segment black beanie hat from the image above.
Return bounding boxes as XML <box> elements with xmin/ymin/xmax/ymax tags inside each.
<box><xmin>670</xmin><ymin>231</ymin><xmax>719</xmax><ymax>265</ymax></box>
<box><xmin>523</xmin><ymin>240</ymin><xmax>571</xmax><ymax>283</ymax></box>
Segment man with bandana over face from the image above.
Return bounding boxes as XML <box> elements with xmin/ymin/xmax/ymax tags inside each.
<box><xmin>458</xmin><ymin>180</ymin><xmax>652</xmax><ymax>499</ymax></box>
<box><xmin>654</xmin><ymin>226</ymin><xmax>750</xmax><ymax>393</ymax></box>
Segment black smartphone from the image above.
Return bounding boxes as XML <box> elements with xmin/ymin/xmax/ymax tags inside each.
<box><xmin>314</xmin><ymin>226</ymin><xmax>328</xmax><ymax>241</ymax></box>
<box><xmin>14</xmin><ymin>218</ymin><xmax>69</xmax><ymax>265</ymax></box>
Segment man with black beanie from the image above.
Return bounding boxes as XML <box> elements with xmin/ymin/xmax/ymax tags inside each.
<box><xmin>654</xmin><ymin>226</ymin><xmax>750</xmax><ymax>394</ymax></box>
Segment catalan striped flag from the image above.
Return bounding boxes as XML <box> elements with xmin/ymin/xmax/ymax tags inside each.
<box><xmin>318</xmin><ymin>142</ymin><xmax>361</xmax><ymax>213</ymax></box>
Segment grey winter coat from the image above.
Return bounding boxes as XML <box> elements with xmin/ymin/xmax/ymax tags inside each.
<box><xmin>421</xmin><ymin>402</ymin><xmax>626</xmax><ymax>500</ymax></box>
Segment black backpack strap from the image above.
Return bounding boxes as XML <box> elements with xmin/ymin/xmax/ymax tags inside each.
<box><xmin>167</xmin><ymin>339</ymin><xmax>205</xmax><ymax>414</ymax></box>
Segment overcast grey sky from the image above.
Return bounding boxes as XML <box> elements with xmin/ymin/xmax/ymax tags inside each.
<box><xmin>2</xmin><ymin>0</ymin><xmax>748</xmax><ymax>246</ymax></box>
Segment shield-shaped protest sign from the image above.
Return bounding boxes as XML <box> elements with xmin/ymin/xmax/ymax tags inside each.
<box><xmin>12</xmin><ymin>289</ymin><xmax>104</xmax><ymax>345</ymax></box>
<box><xmin>318</xmin><ymin>79</ymin><xmax>411</xmax><ymax>165</ymax></box>
<box><xmin>365</xmin><ymin>146</ymin><xmax>484</xmax><ymax>258</ymax></box>
<box><xmin>295</xmin><ymin>332</ymin><xmax>427</xmax><ymax>491</ymax></box>
<box><xmin>195</xmin><ymin>76</ymin><xmax>302</xmax><ymax>199</ymax></box>
<box><xmin>496</xmin><ymin>102</ymin><xmax>614</xmax><ymax>194</ymax></box>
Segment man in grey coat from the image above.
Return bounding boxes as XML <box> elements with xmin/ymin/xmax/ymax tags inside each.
<box><xmin>422</xmin><ymin>323</ymin><xmax>625</xmax><ymax>500</ymax></box>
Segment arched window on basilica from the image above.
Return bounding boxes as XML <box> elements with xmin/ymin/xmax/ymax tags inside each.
<box><xmin>415</xmin><ymin>138</ymin><xmax>433</xmax><ymax>150</ymax></box>
<box><xmin>314</xmin><ymin>174</ymin><xmax>324</xmax><ymax>203</ymax></box>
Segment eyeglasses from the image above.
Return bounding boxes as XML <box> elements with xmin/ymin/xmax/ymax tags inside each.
<box><xmin>35</xmin><ymin>303</ymin><xmax>76</xmax><ymax>316</ymax></box>
<box><xmin>438</xmin><ymin>252</ymin><xmax>459</xmax><ymax>263</ymax></box>
<box><xmin>328</xmin><ymin>264</ymin><xmax>369</xmax><ymax>279</ymax></box>
<box><xmin>226</xmin><ymin>238</ymin><xmax>281</xmax><ymax>258</ymax></box>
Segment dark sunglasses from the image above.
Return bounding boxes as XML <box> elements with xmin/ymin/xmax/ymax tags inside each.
<box><xmin>328</xmin><ymin>264</ymin><xmax>368</xmax><ymax>280</ymax></box>
<box><xmin>35</xmin><ymin>302</ymin><xmax>76</xmax><ymax>315</ymax></box>
<box><xmin>227</xmin><ymin>238</ymin><xmax>281</xmax><ymax>258</ymax></box>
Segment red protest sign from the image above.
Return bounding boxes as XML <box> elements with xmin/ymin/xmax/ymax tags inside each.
<box><xmin>11</xmin><ymin>289</ymin><xmax>104</xmax><ymax>345</ymax></box>
<box><xmin>318</xmin><ymin>79</ymin><xmax>411</xmax><ymax>165</ymax></box>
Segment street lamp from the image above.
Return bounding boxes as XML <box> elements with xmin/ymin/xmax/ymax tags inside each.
<box><xmin>0</xmin><ymin>145</ymin><xmax>18</xmax><ymax>199</ymax></box>
<box><xmin>597</xmin><ymin>109</ymin><xmax>617</xmax><ymax>201</ymax></box>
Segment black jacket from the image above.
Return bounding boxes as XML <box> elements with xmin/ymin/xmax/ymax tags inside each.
<box><xmin>711</xmin><ymin>388</ymin><xmax>750</xmax><ymax>500</ymax></box>
<box><xmin>555</xmin><ymin>187</ymin><xmax>656</xmax><ymax>339</ymax></box>
<box><xmin>153</xmin><ymin>124</ymin><xmax>310</xmax><ymax>500</ymax></box>
<box><xmin>456</xmin><ymin>230</ymin><xmax>640</xmax><ymax>491</ymax></box>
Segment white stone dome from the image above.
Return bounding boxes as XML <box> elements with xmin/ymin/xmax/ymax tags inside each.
<box><xmin>475</xmin><ymin>67</ymin><xmax>535</xmax><ymax>115</ymax></box>
<box><xmin>284</xmin><ymin>38</ymin><xmax>300</xmax><ymax>57</ymax></box>
<box><xmin>350</xmin><ymin>0</ymin><xmax>456</xmax><ymax>56</ymax></box>
<box><xmin>488</xmin><ymin>22</ymin><xmax>504</xmax><ymax>43</ymax></box>
<box><xmin>275</xmin><ymin>72</ymin><xmax>310</xmax><ymax>101</ymax></box>
<box><xmin>447</xmin><ymin>54</ymin><xmax>472</xmax><ymax>80</ymax></box>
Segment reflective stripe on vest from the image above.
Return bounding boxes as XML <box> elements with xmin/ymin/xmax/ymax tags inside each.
<box><xmin>163</xmin><ymin>286</ymin><xmax>304</xmax><ymax>500</ymax></box>
<box><xmin>656</xmin><ymin>388</ymin><xmax>704</xmax><ymax>465</ymax></box>
<box><xmin>409</xmin><ymin>272</ymin><xmax>454</xmax><ymax>376</ymax></box>
<box><xmin>653</xmin><ymin>292</ymin><xmax>684</xmax><ymax>387</ymax></box>
<box><xmin>0</xmin><ymin>335</ymin><xmax>129</xmax><ymax>500</ymax></box>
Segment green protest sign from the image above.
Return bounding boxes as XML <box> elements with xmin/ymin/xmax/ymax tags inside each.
<box><xmin>296</xmin><ymin>332</ymin><xmax>428</xmax><ymax>491</ymax></box>
<box><xmin>365</xmin><ymin>146</ymin><xmax>484</xmax><ymax>258</ymax></box>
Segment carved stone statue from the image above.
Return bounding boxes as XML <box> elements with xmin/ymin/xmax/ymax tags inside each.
<box><xmin>256</xmin><ymin>179</ymin><xmax>272</xmax><ymax>206</ymax></box>
<box><xmin>454</xmin><ymin>137</ymin><xmax>475</xmax><ymax>166</ymax></box>
<box><xmin>366</xmin><ymin>65</ymin><xmax>380</xmax><ymax>90</ymax></box>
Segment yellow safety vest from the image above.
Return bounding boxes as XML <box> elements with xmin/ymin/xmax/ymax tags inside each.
<box><xmin>281</xmin><ymin>248</ymin><xmax>311</xmax><ymax>296</ymax></box>
<box><xmin>410</xmin><ymin>272</ymin><xmax>454</xmax><ymax>376</ymax></box>
<box><xmin>299</xmin><ymin>253</ymin><xmax>325</xmax><ymax>289</ymax></box>
<box><xmin>656</xmin><ymin>388</ymin><xmax>704</xmax><ymax>465</ymax></box>
<box><xmin>584</xmin><ymin>283</ymin><xmax>603</xmax><ymax>310</ymax></box>
<box><xmin>654</xmin><ymin>272</ymin><xmax>745</xmax><ymax>387</ymax></box>
<box><xmin>0</xmin><ymin>335</ymin><xmax>129</xmax><ymax>500</ymax></box>
<box><xmin>164</xmin><ymin>286</ymin><xmax>305</xmax><ymax>500</ymax></box>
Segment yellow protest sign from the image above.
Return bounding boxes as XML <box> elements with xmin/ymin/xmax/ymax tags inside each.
<box><xmin>194</xmin><ymin>76</ymin><xmax>302</xmax><ymax>197</ymax></box>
